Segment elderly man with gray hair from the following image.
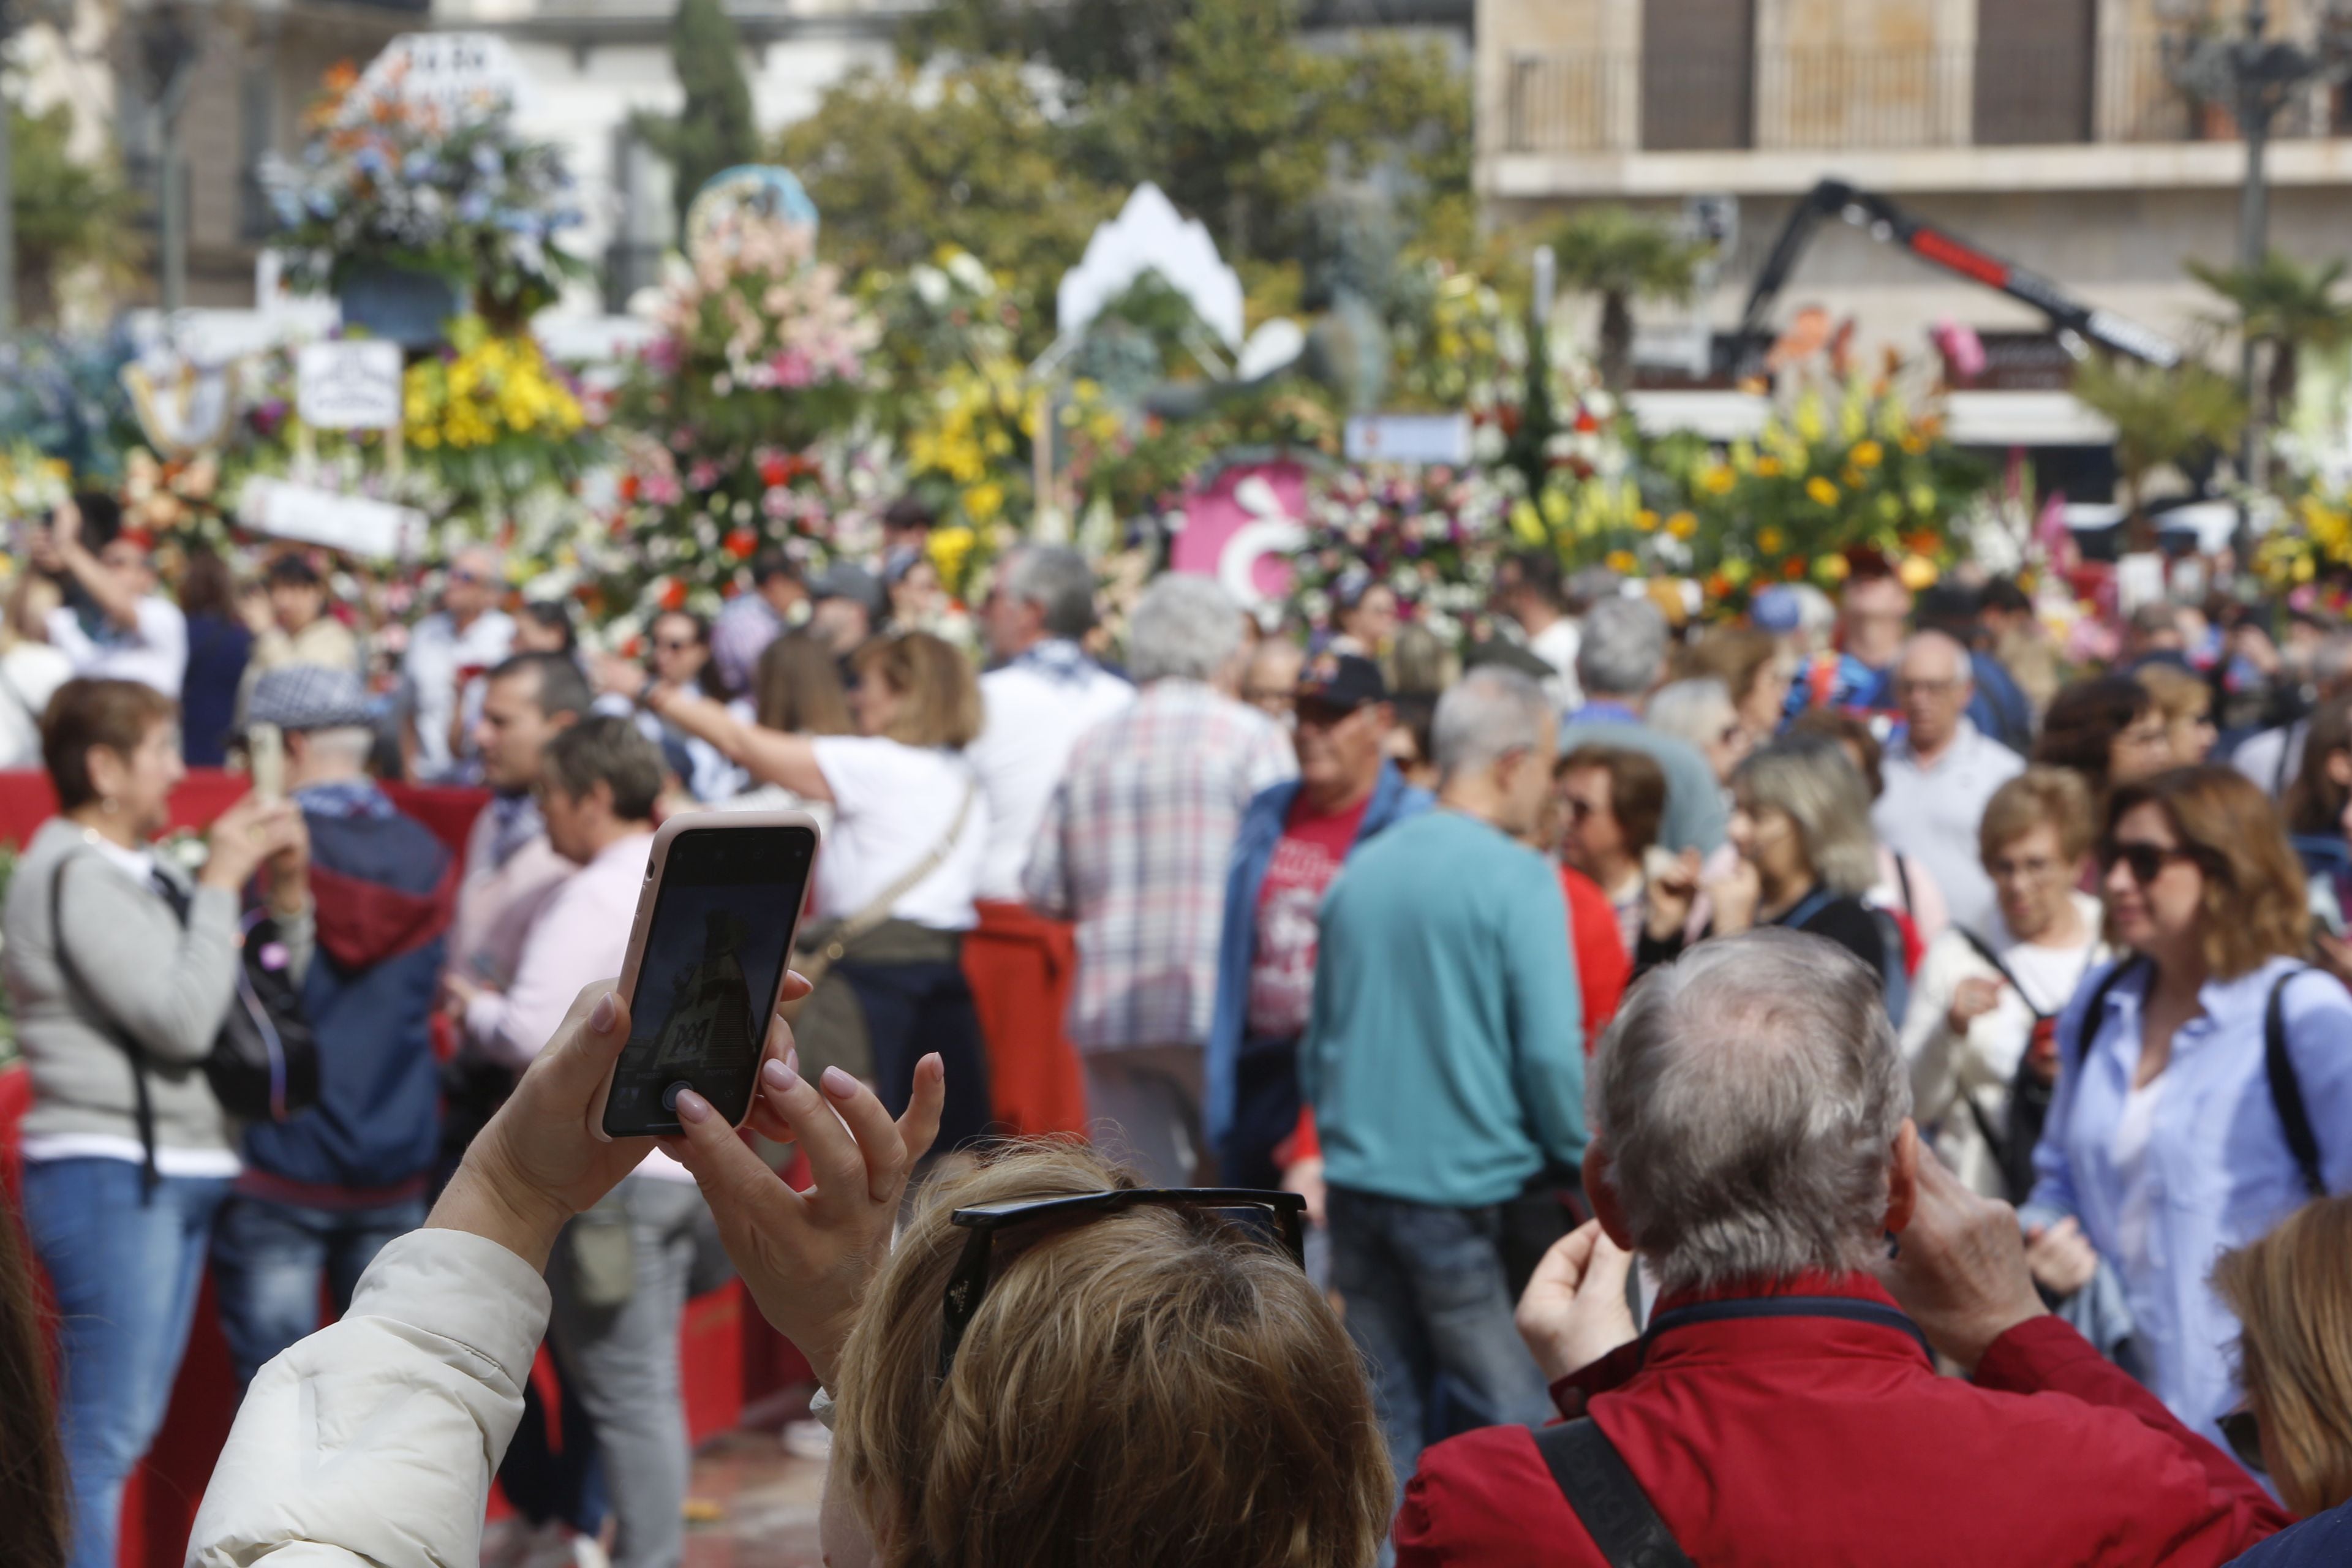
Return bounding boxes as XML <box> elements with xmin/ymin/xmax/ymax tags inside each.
<box><xmin>1301</xmin><ymin>665</ymin><xmax>1584</xmax><ymax>1487</ymax></box>
<box><xmin>1395</xmin><ymin>928</ymin><xmax>2294</xmax><ymax>1565</ymax></box>
<box><xmin>1025</xmin><ymin>573</ymin><xmax>1293</xmax><ymax>1183</ymax></box>
<box><xmin>1558</xmin><ymin>595</ymin><xmax>1727</xmax><ymax>855</ymax></box>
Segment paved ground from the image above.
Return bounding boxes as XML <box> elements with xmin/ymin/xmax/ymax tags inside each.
<box><xmin>681</xmin><ymin>1432</ymin><xmax>830</xmax><ymax>1568</ymax></box>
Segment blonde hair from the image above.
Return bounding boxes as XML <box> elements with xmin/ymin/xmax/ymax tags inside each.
<box><xmin>1978</xmin><ymin>766</ymin><xmax>2096</xmax><ymax>868</ymax></box>
<box><xmin>2135</xmin><ymin>661</ymin><xmax>2211</xmax><ymax>725</ymax></box>
<box><xmin>2214</xmin><ymin>1197</ymin><xmax>2352</xmax><ymax>1515</ymax></box>
<box><xmin>849</xmin><ymin>631</ymin><xmax>984</xmax><ymax>750</ymax></box>
<box><xmin>832</xmin><ymin>1142</ymin><xmax>1392</xmax><ymax>1568</ymax></box>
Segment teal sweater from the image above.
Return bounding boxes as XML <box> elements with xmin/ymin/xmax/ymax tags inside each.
<box><xmin>1300</xmin><ymin>809</ymin><xmax>1585</xmax><ymax>1208</ymax></box>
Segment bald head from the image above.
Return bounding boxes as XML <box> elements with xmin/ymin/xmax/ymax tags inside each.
<box><xmin>1895</xmin><ymin>630</ymin><xmax>1973</xmax><ymax>754</ymax></box>
<box><xmin>444</xmin><ymin>546</ymin><xmax>502</xmax><ymax>624</ymax></box>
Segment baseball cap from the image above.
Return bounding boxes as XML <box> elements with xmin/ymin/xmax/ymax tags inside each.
<box><xmin>1750</xmin><ymin>585</ymin><xmax>1803</xmax><ymax>633</ymax></box>
<box><xmin>247</xmin><ymin>665</ymin><xmax>375</xmax><ymax>733</ymax></box>
<box><xmin>1296</xmin><ymin>652</ymin><xmax>1388</xmax><ymax>711</ymax></box>
<box><xmin>810</xmin><ymin>562</ymin><xmax>884</xmax><ymax>617</ymax></box>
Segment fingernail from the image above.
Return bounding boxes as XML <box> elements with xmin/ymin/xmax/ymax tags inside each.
<box><xmin>589</xmin><ymin>992</ymin><xmax>617</xmax><ymax>1033</ymax></box>
<box><xmin>821</xmin><ymin>1065</ymin><xmax>858</xmax><ymax>1101</ymax></box>
<box><xmin>675</xmin><ymin>1089</ymin><xmax>712</xmax><ymax>1125</ymax></box>
<box><xmin>922</xmin><ymin>1052</ymin><xmax>943</xmax><ymax>1076</ymax></box>
<box><xmin>763</xmin><ymin>1058</ymin><xmax>794</xmax><ymax>1091</ymax></box>
<box><xmin>784</xmin><ymin>1047</ymin><xmax>799</xmax><ymax>1078</ymax></box>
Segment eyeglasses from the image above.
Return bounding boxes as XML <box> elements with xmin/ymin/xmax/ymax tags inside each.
<box><xmin>2218</xmin><ymin>1407</ymin><xmax>2267</xmax><ymax>1476</ymax></box>
<box><xmin>938</xmin><ymin>1188</ymin><xmax>1306</xmax><ymax>1381</ymax></box>
<box><xmin>448</xmin><ymin>568</ymin><xmax>489</xmax><ymax>586</ymax></box>
<box><xmin>1562</xmin><ymin>797</ymin><xmax>1605</xmax><ymax>823</ymax></box>
<box><xmin>2098</xmin><ymin>839</ymin><xmax>2198</xmax><ymax>886</ymax></box>
<box><xmin>653</xmin><ymin>638</ymin><xmax>699</xmax><ymax>654</ymax></box>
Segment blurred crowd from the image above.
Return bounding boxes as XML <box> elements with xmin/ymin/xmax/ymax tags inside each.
<box><xmin>3</xmin><ymin>494</ymin><xmax>2351</xmax><ymax>1568</ymax></box>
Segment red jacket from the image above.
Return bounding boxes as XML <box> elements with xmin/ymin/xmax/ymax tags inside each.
<box><xmin>1396</xmin><ymin>1272</ymin><xmax>2288</xmax><ymax>1567</ymax></box>
<box><xmin>1559</xmin><ymin>865</ymin><xmax>1630</xmax><ymax>1051</ymax></box>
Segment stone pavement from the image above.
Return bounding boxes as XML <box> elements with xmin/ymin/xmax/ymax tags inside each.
<box><xmin>680</xmin><ymin>1431</ymin><xmax>829</xmax><ymax>1568</ymax></box>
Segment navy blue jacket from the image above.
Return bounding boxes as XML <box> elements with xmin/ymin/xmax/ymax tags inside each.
<box><xmin>1205</xmin><ymin>760</ymin><xmax>1431</xmax><ymax>1148</ymax></box>
<box><xmin>241</xmin><ymin>793</ymin><xmax>453</xmax><ymax>1193</ymax></box>
<box><xmin>2228</xmin><ymin>1505</ymin><xmax>2349</xmax><ymax>1566</ymax></box>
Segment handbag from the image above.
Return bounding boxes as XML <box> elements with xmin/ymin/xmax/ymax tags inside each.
<box><xmin>788</xmin><ymin>782</ymin><xmax>976</xmax><ymax>1082</ymax></box>
<box><xmin>51</xmin><ymin>851</ymin><xmax>321</xmax><ymax>1188</ymax></box>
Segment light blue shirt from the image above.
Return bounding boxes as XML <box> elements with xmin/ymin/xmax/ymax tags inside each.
<box><xmin>2029</xmin><ymin>956</ymin><xmax>2352</xmax><ymax>1450</ymax></box>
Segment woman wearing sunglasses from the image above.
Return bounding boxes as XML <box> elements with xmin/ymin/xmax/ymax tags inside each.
<box><xmin>2025</xmin><ymin>767</ymin><xmax>2352</xmax><ymax>1458</ymax></box>
<box><xmin>186</xmin><ymin>979</ymin><xmax>1392</xmax><ymax>1568</ymax></box>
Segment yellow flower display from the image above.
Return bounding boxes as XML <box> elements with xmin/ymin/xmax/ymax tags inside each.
<box><xmin>1805</xmin><ymin>476</ymin><xmax>1840</xmax><ymax>507</ymax></box>
<box><xmin>405</xmin><ymin>318</ymin><xmax>586</xmax><ymax>453</ymax></box>
<box><xmin>1757</xmin><ymin>526</ymin><xmax>1786</xmax><ymax>555</ymax></box>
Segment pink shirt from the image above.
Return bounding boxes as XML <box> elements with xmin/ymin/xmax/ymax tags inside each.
<box><xmin>448</xmin><ymin>808</ymin><xmax>572</xmax><ymax>1001</ymax></box>
<box><xmin>466</xmin><ymin>831</ymin><xmax>654</xmax><ymax>1070</ymax></box>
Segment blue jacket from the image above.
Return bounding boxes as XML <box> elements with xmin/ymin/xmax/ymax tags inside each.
<box><xmin>2228</xmin><ymin>1504</ymin><xmax>2350</xmax><ymax>1566</ymax></box>
<box><xmin>1205</xmin><ymin>761</ymin><xmax>1431</xmax><ymax>1149</ymax></box>
<box><xmin>241</xmin><ymin>788</ymin><xmax>453</xmax><ymax>1193</ymax></box>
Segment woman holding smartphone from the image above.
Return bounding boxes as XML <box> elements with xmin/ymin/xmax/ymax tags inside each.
<box><xmin>635</xmin><ymin>630</ymin><xmax>993</xmax><ymax>1149</ymax></box>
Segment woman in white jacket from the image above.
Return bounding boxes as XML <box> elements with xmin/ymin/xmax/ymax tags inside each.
<box><xmin>186</xmin><ymin>979</ymin><xmax>1392</xmax><ymax>1568</ymax></box>
<box><xmin>1901</xmin><ymin>766</ymin><xmax>2108</xmax><ymax>1204</ymax></box>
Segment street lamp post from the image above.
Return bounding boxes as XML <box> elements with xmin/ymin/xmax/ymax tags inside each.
<box><xmin>126</xmin><ymin>0</ymin><xmax>206</xmax><ymax>315</ymax></box>
<box><xmin>2162</xmin><ymin>0</ymin><xmax>2352</xmax><ymax>559</ymax></box>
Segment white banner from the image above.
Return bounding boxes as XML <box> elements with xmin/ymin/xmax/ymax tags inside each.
<box><xmin>355</xmin><ymin>34</ymin><xmax>535</xmax><ymax>120</ymax></box>
<box><xmin>296</xmin><ymin>341</ymin><xmax>405</xmax><ymax>431</ymax></box>
<box><xmin>238</xmin><ymin>478</ymin><xmax>428</xmax><ymax>562</ymax></box>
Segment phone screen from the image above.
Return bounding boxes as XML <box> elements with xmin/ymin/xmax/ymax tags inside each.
<box><xmin>601</xmin><ymin>823</ymin><xmax>815</xmax><ymax>1138</ymax></box>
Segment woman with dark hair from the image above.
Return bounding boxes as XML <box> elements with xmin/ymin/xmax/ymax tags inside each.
<box><xmin>643</xmin><ymin>631</ymin><xmax>992</xmax><ymax>1147</ymax></box>
<box><xmin>2027</xmin><ymin>766</ymin><xmax>2352</xmax><ymax>1451</ymax></box>
<box><xmin>511</xmin><ymin>598</ymin><xmax>579</xmax><ymax>657</ymax></box>
<box><xmin>2</xmin><ymin>678</ymin><xmax>307</xmax><ymax>1568</ymax></box>
<box><xmin>0</xmin><ymin>1191</ymin><xmax>68</xmax><ymax>1568</ymax></box>
<box><xmin>2282</xmin><ymin>693</ymin><xmax>2352</xmax><ymax>842</ymax></box>
<box><xmin>177</xmin><ymin>547</ymin><xmax>251</xmax><ymax>766</ymax></box>
<box><xmin>2033</xmin><ymin>675</ymin><xmax>2174</xmax><ymax>802</ymax></box>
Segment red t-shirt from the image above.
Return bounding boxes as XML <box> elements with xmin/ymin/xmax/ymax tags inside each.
<box><xmin>1245</xmin><ymin>792</ymin><xmax>1372</xmax><ymax>1039</ymax></box>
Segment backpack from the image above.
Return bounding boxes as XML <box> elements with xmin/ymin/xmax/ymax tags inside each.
<box><xmin>1784</xmin><ymin>888</ymin><xmax>1912</xmax><ymax>1027</ymax></box>
<box><xmin>2066</xmin><ymin>957</ymin><xmax>2329</xmax><ymax>1199</ymax></box>
<box><xmin>51</xmin><ymin>854</ymin><xmax>321</xmax><ymax>1189</ymax></box>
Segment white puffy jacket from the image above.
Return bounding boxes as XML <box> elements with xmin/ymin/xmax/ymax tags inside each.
<box><xmin>186</xmin><ymin>1228</ymin><xmax>549</xmax><ymax>1568</ymax></box>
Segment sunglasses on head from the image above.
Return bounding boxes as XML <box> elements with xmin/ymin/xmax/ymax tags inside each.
<box><xmin>2218</xmin><ymin>1408</ymin><xmax>2267</xmax><ymax>1476</ymax></box>
<box><xmin>937</xmin><ymin>1188</ymin><xmax>1306</xmax><ymax>1381</ymax></box>
<box><xmin>2098</xmin><ymin>839</ymin><xmax>2198</xmax><ymax>886</ymax></box>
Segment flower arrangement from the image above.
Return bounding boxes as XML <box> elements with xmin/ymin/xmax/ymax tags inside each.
<box><xmin>1386</xmin><ymin>261</ymin><xmax>1526</xmax><ymax>421</ymax></box>
<box><xmin>260</xmin><ymin>62</ymin><xmax>589</xmax><ymax>322</ymax></box>
<box><xmin>0</xmin><ymin>443</ymin><xmax>70</xmax><ymax>523</ymax></box>
<box><xmin>2256</xmin><ymin>488</ymin><xmax>2352</xmax><ymax>592</ymax></box>
<box><xmin>404</xmin><ymin>317</ymin><xmax>589</xmax><ymax>461</ymax></box>
<box><xmin>1284</xmin><ymin>465</ymin><xmax>1515</xmax><ymax>647</ymax></box>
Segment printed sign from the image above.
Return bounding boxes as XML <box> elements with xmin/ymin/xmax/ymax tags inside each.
<box><xmin>355</xmin><ymin>34</ymin><xmax>534</xmax><ymax>119</ymax></box>
<box><xmin>1171</xmin><ymin>461</ymin><xmax>1309</xmax><ymax>611</ymax></box>
<box><xmin>238</xmin><ymin>478</ymin><xmax>428</xmax><ymax>561</ymax></box>
<box><xmin>296</xmin><ymin>341</ymin><xmax>405</xmax><ymax>431</ymax></box>
<box><xmin>1343</xmin><ymin>413</ymin><xmax>1472</xmax><ymax>466</ymax></box>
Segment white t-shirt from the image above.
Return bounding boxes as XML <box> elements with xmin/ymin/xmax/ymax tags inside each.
<box><xmin>968</xmin><ymin>647</ymin><xmax>1134</xmax><ymax>902</ymax></box>
<box><xmin>0</xmin><ymin>641</ymin><xmax>73</xmax><ymax>768</ymax></box>
<box><xmin>1530</xmin><ymin>617</ymin><xmax>1583</xmax><ymax>711</ymax></box>
<box><xmin>2111</xmin><ymin>1075</ymin><xmax>2166</xmax><ymax>1280</ymax></box>
<box><xmin>810</xmin><ymin>736</ymin><xmax>988</xmax><ymax>931</ymax></box>
<box><xmin>47</xmin><ymin>597</ymin><xmax>188</xmax><ymax>698</ymax></box>
<box><xmin>402</xmin><ymin>609</ymin><xmax>515</xmax><ymax>782</ymax></box>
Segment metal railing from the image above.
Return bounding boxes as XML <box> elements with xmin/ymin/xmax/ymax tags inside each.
<box><xmin>1502</xmin><ymin>38</ymin><xmax>2349</xmax><ymax>154</ymax></box>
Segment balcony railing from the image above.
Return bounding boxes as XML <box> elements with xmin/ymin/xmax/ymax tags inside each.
<box><xmin>1502</xmin><ymin>39</ymin><xmax>2351</xmax><ymax>155</ymax></box>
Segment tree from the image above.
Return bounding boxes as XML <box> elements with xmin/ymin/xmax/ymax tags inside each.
<box><xmin>1550</xmin><ymin>206</ymin><xmax>1709</xmax><ymax>394</ymax></box>
<box><xmin>10</xmin><ymin>100</ymin><xmax>139</xmax><ymax>323</ymax></box>
<box><xmin>773</xmin><ymin>61</ymin><xmax>1118</xmax><ymax>356</ymax></box>
<box><xmin>636</xmin><ymin>0</ymin><xmax>760</xmax><ymax>230</ymax></box>
<box><xmin>2188</xmin><ymin>251</ymin><xmax>2352</xmax><ymax>434</ymax></box>
<box><xmin>2071</xmin><ymin>356</ymin><xmax>2246</xmax><ymax>529</ymax></box>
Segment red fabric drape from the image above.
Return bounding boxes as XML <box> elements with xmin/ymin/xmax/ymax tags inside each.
<box><xmin>962</xmin><ymin>899</ymin><xmax>1089</xmax><ymax>1138</ymax></box>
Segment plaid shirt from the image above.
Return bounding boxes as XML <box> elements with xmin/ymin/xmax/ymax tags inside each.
<box><xmin>1025</xmin><ymin>679</ymin><xmax>1296</xmax><ymax>1053</ymax></box>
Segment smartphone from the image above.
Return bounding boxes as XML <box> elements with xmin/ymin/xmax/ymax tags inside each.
<box><xmin>593</xmin><ymin>810</ymin><xmax>821</xmax><ymax>1140</ymax></box>
<box><xmin>249</xmin><ymin>723</ymin><xmax>285</xmax><ymax>799</ymax></box>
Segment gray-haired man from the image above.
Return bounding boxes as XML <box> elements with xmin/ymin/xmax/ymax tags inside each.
<box><xmin>1556</xmin><ymin>595</ymin><xmax>1726</xmax><ymax>854</ymax></box>
<box><xmin>1302</xmin><ymin>665</ymin><xmax>1584</xmax><ymax>1484</ymax></box>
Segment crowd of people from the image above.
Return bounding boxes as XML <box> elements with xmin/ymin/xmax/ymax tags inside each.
<box><xmin>2</xmin><ymin>490</ymin><xmax>2351</xmax><ymax>1568</ymax></box>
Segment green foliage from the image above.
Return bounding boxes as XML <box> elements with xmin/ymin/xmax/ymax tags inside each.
<box><xmin>636</xmin><ymin>0</ymin><xmax>761</xmax><ymax>230</ymax></box>
<box><xmin>774</xmin><ymin>61</ymin><xmax>1118</xmax><ymax>358</ymax></box>
<box><xmin>783</xmin><ymin>0</ymin><xmax>1470</xmax><ymax>345</ymax></box>
<box><xmin>2071</xmin><ymin>356</ymin><xmax>2245</xmax><ymax>521</ymax></box>
<box><xmin>10</xmin><ymin>99</ymin><xmax>140</xmax><ymax>321</ymax></box>
<box><xmin>2189</xmin><ymin>251</ymin><xmax>2352</xmax><ymax>420</ymax></box>
<box><xmin>1550</xmin><ymin>206</ymin><xmax>1709</xmax><ymax>393</ymax></box>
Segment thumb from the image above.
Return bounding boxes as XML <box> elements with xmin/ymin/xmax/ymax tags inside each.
<box><xmin>539</xmin><ymin>984</ymin><xmax>632</xmax><ymax>1106</ymax></box>
<box><xmin>1582</xmin><ymin>1227</ymin><xmax>1635</xmax><ymax>1298</ymax></box>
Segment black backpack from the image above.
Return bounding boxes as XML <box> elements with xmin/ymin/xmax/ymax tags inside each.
<box><xmin>1950</xmin><ymin>929</ymin><xmax>2087</xmax><ymax>1205</ymax></box>
<box><xmin>51</xmin><ymin>853</ymin><xmax>320</xmax><ymax>1189</ymax></box>
<box><xmin>2065</xmin><ymin>956</ymin><xmax>2330</xmax><ymax>1199</ymax></box>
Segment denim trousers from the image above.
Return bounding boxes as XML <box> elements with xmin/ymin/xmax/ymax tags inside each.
<box><xmin>546</xmin><ymin>1175</ymin><xmax>734</xmax><ymax>1568</ymax></box>
<box><xmin>209</xmin><ymin>1190</ymin><xmax>430</xmax><ymax>1387</ymax></box>
<box><xmin>19</xmin><ymin>1158</ymin><xmax>230</xmax><ymax>1568</ymax></box>
<box><xmin>1326</xmin><ymin>1184</ymin><xmax>1556</xmax><ymax>1485</ymax></box>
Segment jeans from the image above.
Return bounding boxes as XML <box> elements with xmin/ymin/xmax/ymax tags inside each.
<box><xmin>548</xmin><ymin>1175</ymin><xmax>734</xmax><ymax>1568</ymax></box>
<box><xmin>210</xmin><ymin>1191</ymin><xmax>429</xmax><ymax>1387</ymax></box>
<box><xmin>1085</xmin><ymin>1044</ymin><xmax>1209</xmax><ymax>1187</ymax></box>
<box><xmin>1326</xmin><ymin>1185</ymin><xmax>1556</xmax><ymax>1485</ymax></box>
<box><xmin>19</xmin><ymin>1158</ymin><xmax>230</xmax><ymax>1568</ymax></box>
<box><xmin>1219</xmin><ymin>1034</ymin><xmax>1303</xmax><ymax>1191</ymax></box>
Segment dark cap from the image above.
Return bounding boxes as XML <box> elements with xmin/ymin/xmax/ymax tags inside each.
<box><xmin>265</xmin><ymin>553</ymin><xmax>323</xmax><ymax>587</ymax></box>
<box><xmin>1296</xmin><ymin>651</ymin><xmax>1387</xmax><ymax>712</ymax></box>
<box><xmin>810</xmin><ymin>562</ymin><xmax>884</xmax><ymax>617</ymax></box>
